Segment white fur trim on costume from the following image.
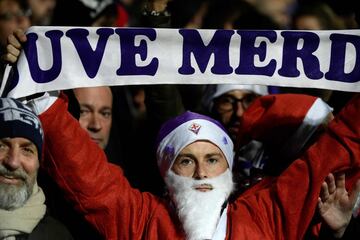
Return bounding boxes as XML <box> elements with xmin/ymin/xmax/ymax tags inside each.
<box><xmin>213</xmin><ymin>84</ymin><xmax>268</xmax><ymax>99</ymax></box>
<box><xmin>212</xmin><ymin>205</ymin><xmax>228</xmax><ymax>240</ymax></box>
<box><xmin>280</xmin><ymin>98</ymin><xmax>333</xmax><ymax>159</ymax></box>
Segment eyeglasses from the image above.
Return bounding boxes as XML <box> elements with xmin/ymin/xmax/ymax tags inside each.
<box><xmin>0</xmin><ymin>9</ymin><xmax>31</xmax><ymax>21</ymax></box>
<box><xmin>214</xmin><ymin>94</ymin><xmax>258</xmax><ymax>112</ymax></box>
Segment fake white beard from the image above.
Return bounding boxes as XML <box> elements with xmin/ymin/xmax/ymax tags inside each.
<box><xmin>165</xmin><ymin>169</ymin><xmax>234</xmax><ymax>240</ymax></box>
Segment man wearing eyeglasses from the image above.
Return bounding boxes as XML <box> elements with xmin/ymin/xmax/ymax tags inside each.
<box><xmin>0</xmin><ymin>0</ymin><xmax>31</xmax><ymax>81</ymax></box>
<box><xmin>202</xmin><ymin>84</ymin><xmax>269</xmax><ymax>191</ymax></box>
<box><xmin>203</xmin><ymin>84</ymin><xmax>268</xmax><ymax>141</ymax></box>
<box><xmin>0</xmin><ymin>0</ymin><xmax>31</xmax><ymax>48</ymax></box>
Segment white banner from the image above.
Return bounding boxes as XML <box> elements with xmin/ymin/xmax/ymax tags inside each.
<box><xmin>1</xmin><ymin>26</ymin><xmax>360</xmax><ymax>98</ymax></box>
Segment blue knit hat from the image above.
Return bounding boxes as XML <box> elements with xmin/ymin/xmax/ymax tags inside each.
<box><xmin>0</xmin><ymin>98</ymin><xmax>43</xmax><ymax>159</ymax></box>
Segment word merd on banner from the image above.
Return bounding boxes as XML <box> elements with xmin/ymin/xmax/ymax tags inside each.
<box><xmin>179</xmin><ymin>29</ymin><xmax>360</xmax><ymax>83</ymax></box>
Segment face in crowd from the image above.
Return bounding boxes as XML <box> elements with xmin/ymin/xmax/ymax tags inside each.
<box><xmin>27</xmin><ymin>0</ymin><xmax>56</xmax><ymax>26</ymax></box>
<box><xmin>171</xmin><ymin>141</ymin><xmax>228</xmax><ymax>182</ymax></box>
<box><xmin>0</xmin><ymin>0</ymin><xmax>30</xmax><ymax>48</ymax></box>
<box><xmin>0</xmin><ymin>137</ymin><xmax>38</xmax><ymax>210</ymax></box>
<box><xmin>158</xmin><ymin>112</ymin><xmax>234</xmax><ymax>239</ymax></box>
<box><xmin>169</xmin><ymin>140</ymin><xmax>233</xmax><ymax>239</ymax></box>
<box><xmin>73</xmin><ymin>86</ymin><xmax>113</xmax><ymax>149</ymax></box>
<box><xmin>213</xmin><ymin>90</ymin><xmax>259</xmax><ymax>140</ymax></box>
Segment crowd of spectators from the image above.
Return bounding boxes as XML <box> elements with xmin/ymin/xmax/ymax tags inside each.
<box><xmin>0</xmin><ymin>0</ymin><xmax>359</xmax><ymax>239</ymax></box>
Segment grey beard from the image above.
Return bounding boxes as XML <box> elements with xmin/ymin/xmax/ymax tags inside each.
<box><xmin>0</xmin><ymin>166</ymin><xmax>34</xmax><ymax>210</ymax></box>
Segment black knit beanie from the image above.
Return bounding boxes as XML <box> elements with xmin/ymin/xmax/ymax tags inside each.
<box><xmin>0</xmin><ymin>98</ymin><xmax>43</xmax><ymax>159</ymax></box>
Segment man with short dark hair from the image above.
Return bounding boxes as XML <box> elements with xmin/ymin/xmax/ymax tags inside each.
<box><xmin>73</xmin><ymin>86</ymin><xmax>113</xmax><ymax>150</ymax></box>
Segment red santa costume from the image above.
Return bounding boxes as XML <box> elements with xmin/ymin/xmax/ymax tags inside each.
<box><xmin>36</xmin><ymin>93</ymin><xmax>360</xmax><ymax>240</ymax></box>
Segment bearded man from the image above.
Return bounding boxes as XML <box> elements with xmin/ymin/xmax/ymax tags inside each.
<box><xmin>17</xmin><ymin>89</ymin><xmax>358</xmax><ymax>240</ymax></box>
<box><xmin>0</xmin><ymin>98</ymin><xmax>73</xmax><ymax>239</ymax></box>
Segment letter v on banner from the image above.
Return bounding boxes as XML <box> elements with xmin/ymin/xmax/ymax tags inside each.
<box><xmin>1</xmin><ymin>27</ymin><xmax>360</xmax><ymax>98</ymax></box>
<box><xmin>66</xmin><ymin>28</ymin><xmax>115</xmax><ymax>79</ymax></box>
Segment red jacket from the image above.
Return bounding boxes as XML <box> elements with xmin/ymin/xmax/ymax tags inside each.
<box><xmin>39</xmin><ymin>94</ymin><xmax>360</xmax><ymax>240</ymax></box>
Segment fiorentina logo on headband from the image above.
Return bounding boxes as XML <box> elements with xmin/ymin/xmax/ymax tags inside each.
<box><xmin>188</xmin><ymin>122</ymin><xmax>201</xmax><ymax>135</ymax></box>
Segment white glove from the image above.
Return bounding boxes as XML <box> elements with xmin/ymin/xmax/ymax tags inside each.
<box><xmin>22</xmin><ymin>91</ymin><xmax>59</xmax><ymax>115</ymax></box>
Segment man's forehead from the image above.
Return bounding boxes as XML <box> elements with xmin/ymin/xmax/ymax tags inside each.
<box><xmin>0</xmin><ymin>137</ymin><xmax>36</xmax><ymax>145</ymax></box>
<box><xmin>74</xmin><ymin>88</ymin><xmax>113</xmax><ymax>108</ymax></box>
<box><xmin>181</xmin><ymin>140</ymin><xmax>222</xmax><ymax>151</ymax></box>
<box><xmin>222</xmin><ymin>89</ymin><xmax>255</xmax><ymax>98</ymax></box>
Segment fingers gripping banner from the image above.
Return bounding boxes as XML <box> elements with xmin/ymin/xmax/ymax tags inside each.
<box><xmin>1</xmin><ymin>26</ymin><xmax>360</xmax><ymax>98</ymax></box>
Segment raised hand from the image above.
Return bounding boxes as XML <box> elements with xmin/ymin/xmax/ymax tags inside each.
<box><xmin>2</xmin><ymin>29</ymin><xmax>27</xmax><ymax>64</ymax></box>
<box><xmin>318</xmin><ymin>173</ymin><xmax>360</xmax><ymax>238</ymax></box>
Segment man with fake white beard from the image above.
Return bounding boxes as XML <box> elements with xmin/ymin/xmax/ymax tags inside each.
<box><xmin>0</xmin><ymin>98</ymin><xmax>73</xmax><ymax>239</ymax></box>
<box><xmin>19</xmin><ymin>90</ymin><xmax>359</xmax><ymax>240</ymax></box>
<box><xmin>157</xmin><ymin>112</ymin><xmax>235</xmax><ymax>239</ymax></box>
